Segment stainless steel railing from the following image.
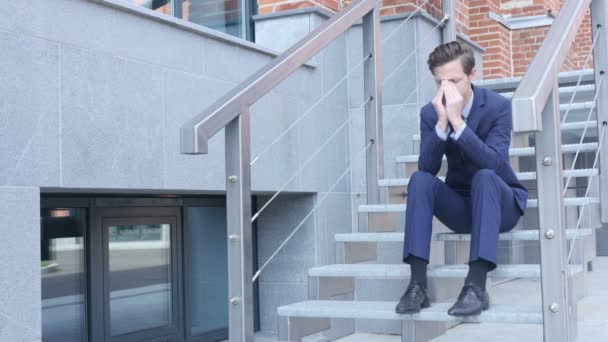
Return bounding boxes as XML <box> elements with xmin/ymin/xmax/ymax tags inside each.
<box><xmin>180</xmin><ymin>0</ymin><xmax>384</xmax><ymax>340</ymax></box>
<box><xmin>511</xmin><ymin>0</ymin><xmax>605</xmax><ymax>340</ymax></box>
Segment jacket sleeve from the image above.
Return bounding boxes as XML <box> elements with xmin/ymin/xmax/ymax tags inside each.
<box><xmin>417</xmin><ymin>107</ymin><xmax>447</xmax><ymax>176</ymax></box>
<box><xmin>452</xmin><ymin>100</ymin><xmax>512</xmax><ymax>172</ymax></box>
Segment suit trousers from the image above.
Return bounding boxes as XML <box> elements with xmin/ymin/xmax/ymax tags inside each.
<box><xmin>402</xmin><ymin>169</ymin><xmax>522</xmax><ymax>270</ymax></box>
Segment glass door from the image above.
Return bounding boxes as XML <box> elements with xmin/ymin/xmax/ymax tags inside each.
<box><xmin>96</xmin><ymin>207</ymin><xmax>180</xmax><ymax>342</ymax></box>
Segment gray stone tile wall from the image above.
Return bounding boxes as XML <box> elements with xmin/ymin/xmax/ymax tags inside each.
<box><xmin>0</xmin><ymin>33</ymin><xmax>60</xmax><ymax>187</ymax></box>
<box><xmin>0</xmin><ymin>187</ymin><xmax>41</xmax><ymax>342</ymax></box>
<box><xmin>256</xmin><ymin>194</ymin><xmax>316</xmax><ymax>332</ymax></box>
<box><xmin>0</xmin><ymin>2</ymin><xmax>462</xmax><ymax>338</ymax></box>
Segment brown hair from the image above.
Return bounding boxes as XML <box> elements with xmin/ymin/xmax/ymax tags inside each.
<box><xmin>427</xmin><ymin>41</ymin><xmax>475</xmax><ymax>75</ymax></box>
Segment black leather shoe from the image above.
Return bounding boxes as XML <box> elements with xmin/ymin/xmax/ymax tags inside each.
<box><xmin>447</xmin><ymin>283</ymin><xmax>490</xmax><ymax>317</ymax></box>
<box><xmin>395</xmin><ymin>281</ymin><xmax>430</xmax><ymax>314</ymax></box>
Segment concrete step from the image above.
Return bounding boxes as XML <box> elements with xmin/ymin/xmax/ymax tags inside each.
<box><xmin>559</xmin><ymin>101</ymin><xmax>598</xmax><ymax>112</ymax></box>
<box><xmin>562</xmin><ymin>120</ymin><xmax>598</xmax><ymax>131</ymax></box>
<box><xmin>379</xmin><ymin>168</ymin><xmax>599</xmax><ymax>187</ymax></box>
<box><xmin>358</xmin><ymin>197</ymin><xmax>599</xmax><ymax>213</ymax></box>
<box><xmin>396</xmin><ymin>143</ymin><xmax>599</xmax><ymax>164</ymax></box>
<box><xmin>500</xmin><ymin>84</ymin><xmax>596</xmax><ymax>99</ymax></box>
<box><xmin>308</xmin><ymin>264</ymin><xmax>583</xmax><ymax>279</ymax></box>
<box><xmin>474</xmin><ymin>69</ymin><xmax>594</xmax><ymax>92</ymax></box>
<box><xmin>334</xmin><ymin>228</ymin><xmax>593</xmax><ymax>243</ymax></box>
<box><xmin>411</xmin><ymin>120</ymin><xmax>598</xmax><ymax>142</ymax></box>
<box><xmin>277</xmin><ymin>300</ymin><xmax>543</xmax><ymax>324</ymax></box>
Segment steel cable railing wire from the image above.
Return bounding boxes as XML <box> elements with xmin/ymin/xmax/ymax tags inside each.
<box><xmin>253</xmin><ymin>137</ymin><xmax>375</xmax><ymax>282</ymax></box>
<box><xmin>381</xmin><ymin>0</ymin><xmax>432</xmax><ymax>45</ymax></box>
<box><xmin>250</xmin><ymin>53</ymin><xmax>372</xmax><ymax>166</ymax></box>
<box><xmin>567</xmin><ymin>123</ymin><xmax>607</xmax><ymax>264</ymax></box>
<box><xmin>251</xmin><ymin>96</ymin><xmax>373</xmax><ymax>223</ymax></box>
<box><xmin>252</xmin><ymin>12</ymin><xmax>446</xmax><ymax>168</ymax></box>
<box><xmin>561</xmin><ymin>27</ymin><xmax>602</xmax><ymax>125</ymax></box>
<box><xmin>252</xmin><ymin>0</ymin><xmax>438</xmax><ymax>167</ymax></box>
<box><xmin>253</xmin><ymin>72</ymin><xmax>435</xmax><ymax>280</ymax></box>
<box><xmin>383</xmin><ymin>16</ymin><xmax>449</xmax><ymax>86</ymax></box>
<box><xmin>563</xmin><ymin>73</ymin><xmax>604</xmax><ymax>194</ymax></box>
<box><xmin>386</xmin><ymin>70</ymin><xmax>434</xmax><ymax>123</ymax></box>
<box><xmin>252</xmin><ymin>6</ymin><xmax>447</xmax><ymax>281</ymax></box>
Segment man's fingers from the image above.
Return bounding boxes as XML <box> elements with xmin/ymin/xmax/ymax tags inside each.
<box><xmin>444</xmin><ymin>83</ymin><xmax>461</xmax><ymax>101</ymax></box>
<box><xmin>433</xmin><ymin>86</ymin><xmax>444</xmax><ymax>103</ymax></box>
<box><xmin>443</xmin><ymin>84</ymin><xmax>457</xmax><ymax>100</ymax></box>
<box><xmin>447</xmin><ymin>82</ymin><xmax>459</xmax><ymax>94</ymax></box>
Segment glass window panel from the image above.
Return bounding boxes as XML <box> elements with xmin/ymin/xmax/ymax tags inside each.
<box><xmin>41</xmin><ymin>208</ymin><xmax>87</xmax><ymax>342</ymax></box>
<box><xmin>186</xmin><ymin>207</ymin><xmax>228</xmax><ymax>336</ymax></box>
<box><xmin>108</xmin><ymin>224</ymin><xmax>172</xmax><ymax>336</ymax></box>
<box><xmin>132</xmin><ymin>0</ymin><xmax>174</xmax><ymax>15</ymax></box>
<box><xmin>181</xmin><ymin>0</ymin><xmax>243</xmax><ymax>38</ymax></box>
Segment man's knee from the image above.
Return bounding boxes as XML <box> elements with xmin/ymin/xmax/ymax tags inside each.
<box><xmin>471</xmin><ymin>169</ymin><xmax>499</xmax><ymax>189</ymax></box>
<box><xmin>409</xmin><ymin>171</ymin><xmax>437</xmax><ymax>191</ymax></box>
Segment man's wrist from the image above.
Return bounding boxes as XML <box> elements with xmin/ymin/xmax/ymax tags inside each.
<box><xmin>437</xmin><ymin>119</ymin><xmax>448</xmax><ymax>133</ymax></box>
<box><xmin>450</xmin><ymin>117</ymin><xmax>465</xmax><ymax>131</ymax></box>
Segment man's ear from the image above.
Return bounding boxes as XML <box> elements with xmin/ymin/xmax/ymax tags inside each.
<box><xmin>469</xmin><ymin>67</ymin><xmax>477</xmax><ymax>82</ymax></box>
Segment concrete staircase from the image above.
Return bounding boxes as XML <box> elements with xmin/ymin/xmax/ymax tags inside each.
<box><xmin>276</xmin><ymin>69</ymin><xmax>600</xmax><ymax>341</ymax></box>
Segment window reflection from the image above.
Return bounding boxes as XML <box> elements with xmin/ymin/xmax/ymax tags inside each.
<box><xmin>186</xmin><ymin>207</ymin><xmax>229</xmax><ymax>337</ymax></box>
<box><xmin>108</xmin><ymin>224</ymin><xmax>173</xmax><ymax>336</ymax></box>
<box><xmin>41</xmin><ymin>208</ymin><xmax>87</xmax><ymax>342</ymax></box>
<box><xmin>130</xmin><ymin>0</ymin><xmax>247</xmax><ymax>39</ymax></box>
<box><xmin>132</xmin><ymin>0</ymin><xmax>174</xmax><ymax>14</ymax></box>
<box><xmin>181</xmin><ymin>0</ymin><xmax>243</xmax><ymax>37</ymax></box>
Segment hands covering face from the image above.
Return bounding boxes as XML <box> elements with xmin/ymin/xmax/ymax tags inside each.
<box><xmin>432</xmin><ymin>80</ymin><xmax>465</xmax><ymax>132</ymax></box>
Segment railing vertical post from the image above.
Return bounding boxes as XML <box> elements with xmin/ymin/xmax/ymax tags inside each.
<box><xmin>442</xmin><ymin>0</ymin><xmax>457</xmax><ymax>43</ymax></box>
<box><xmin>536</xmin><ymin>85</ymin><xmax>571</xmax><ymax>342</ymax></box>
<box><xmin>225</xmin><ymin>109</ymin><xmax>254</xmax><ymax>342</ymax></box>
<box><xmin>591</xmin><ymin>0</ymin><xmax>608</xmax><ymax>224</ymax></box>
<box><xmin>362</xmin><ymin>4</ymin><xmax>384</xmax><ymax>205</ymax></box>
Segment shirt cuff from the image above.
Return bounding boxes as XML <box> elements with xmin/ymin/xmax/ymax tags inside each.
<box><xmin>435</xmin><ymin>124</ymin><xmax>448</xmax><ymax>141</ymax></box>
<box><xmin>450</xmin><ymin>122</ymin><xmax>467</xmax><ymax>140</ymax></box>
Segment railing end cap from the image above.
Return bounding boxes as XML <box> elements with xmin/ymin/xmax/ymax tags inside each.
<box><xmin>511</xmin><ymin>96</ymin><xmax>541</xmax><ymax>133</ymax></box>
<box><xmin>180</xmin><ymin>126</ymin><xmax>210</xmax><ymax>155</ymax></box>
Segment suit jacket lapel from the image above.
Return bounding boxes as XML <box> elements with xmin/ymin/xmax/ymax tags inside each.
<box><xmin>465</xmin><ymin>84</ymin><xmax>485</xmax><ymax>134</ymax></box>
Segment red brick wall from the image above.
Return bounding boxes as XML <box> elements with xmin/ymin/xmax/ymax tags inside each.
<box><xmin>500</xmin><ymin>0</ymin><xmax>561</xmax><ymax>17</ymax></box>
<box><xmin>501</xmin><ymin>1</ymin><xmax>593</xmax><ymax>78</ymax></box>
<box><xmin>468</xmin><ymin>0</ymin><xmax>512</xmax><ymax>78</ymax></box>
<box><xmin>456</xmin><ymin>0</ymin><xmax>470</xmax><ymax>36</ymax></box>
<box><xmin>262</xmin><ymin>0</ymin><xmax>595</xmax><ymax>79</ymax></box>
<box><xmin>378</xmin><ymin>0</ymin><xmax>443</xmax><ymax>18</ymax></box>
<box><xmin>562</xmin><ymin>12</ymin><xmax>594</xmax><ymax>71</ymax></box>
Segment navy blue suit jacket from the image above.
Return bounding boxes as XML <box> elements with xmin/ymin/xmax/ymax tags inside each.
<box><xmin>417</xmin><ymin>84</ymin><xmax>528</xmax><ymax>214</ymax></box>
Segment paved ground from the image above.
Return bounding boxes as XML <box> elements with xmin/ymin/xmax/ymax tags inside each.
<box><xmin>250</xmin><ymin>256</ymin><xmax>608</xmax><ymax>341</ymax></box>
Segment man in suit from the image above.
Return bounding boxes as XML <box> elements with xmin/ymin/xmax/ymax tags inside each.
<box><xmin>394</xmin><ymin>41</ymin><xmax>528</xmax><ymax>317</ymax></box>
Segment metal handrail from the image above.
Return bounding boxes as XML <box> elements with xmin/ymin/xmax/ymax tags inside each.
<box><xmin>179</xmin><ymin>1</ymin><xmax>385</xmax><ymax>340</ymax></box>
<box><xmin>180</xmin><ymin>0</ymin><xmax>378</xmax><ymax>154</ymax></box>
<box><xmin>511</xmin><ymin>0</ymin><xmax>592</xmax><ymax>133</ymax></box>
<box><xmin>253</xmin><ymin>10</ymin><xmax>444</xmax><ymax>272</ymax></box>
<box><xmin>510</xmin><ymin>1</ymin><xmax>602</xmax><ymax>341</ymax></box>
<box><xmin>249</xmin><ymin>53</ymin><xmax>372</xmax><ymax>166</ymax></box>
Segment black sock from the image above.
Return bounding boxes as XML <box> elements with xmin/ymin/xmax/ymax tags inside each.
<box><xmin>465</xmin><ymin>259</ymin><xmax>492</xmax><ymax>290</ymax></box>
<box><xmin>407</xmin><ymin>255</ymin><xmax>428</xmax><ymax>288</ymax></box>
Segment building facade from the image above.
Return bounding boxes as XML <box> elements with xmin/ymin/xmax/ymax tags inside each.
<box><xmin>0</xmin><ymin>0</ymin><xmax>597</xmax><ymax>341</ymax></box>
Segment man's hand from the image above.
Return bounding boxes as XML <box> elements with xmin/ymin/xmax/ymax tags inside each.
<box><xmin>432</xmin><ymin>85</ymin><xmax>448</xmax><ymax>133</ymax></box>
<box><xmin>443</xmin><ymin>80</ymin><xmax>465</xmax><ymax>131</ymax></box>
